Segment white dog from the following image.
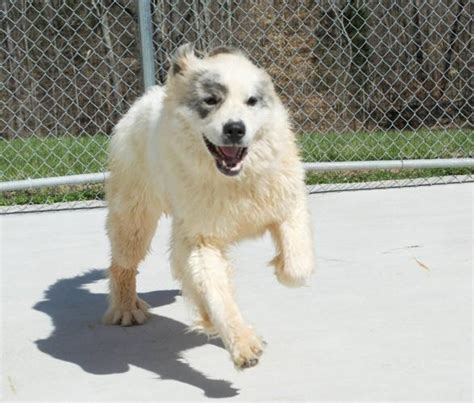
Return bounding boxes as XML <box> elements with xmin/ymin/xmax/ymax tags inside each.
<box><xmin>103</xmin><ymin>45</ymin><xmax>314</xmax><ymax>369</ymax></box>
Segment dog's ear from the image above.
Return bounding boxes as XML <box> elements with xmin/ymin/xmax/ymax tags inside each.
<box><xmin>169</xmin><ymin>44</ymin><xmax>198</xmax><ymax>76</ymax></box>
<box><xmin>208</xmin><ymin>46</ymin><xmax>245</xmax><ymax>58</ymax></box>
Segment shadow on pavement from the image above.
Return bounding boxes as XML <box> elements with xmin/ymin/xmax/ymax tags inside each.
<box><xmin>34</xmin><ymin>269</ymin><xmax>238</xmax><ymax>398</ymax></box>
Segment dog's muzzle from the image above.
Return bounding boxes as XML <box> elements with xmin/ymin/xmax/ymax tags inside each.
<box><xmin>203</xmin><ymin>136</ymin><xmax>248</xmax><ymax>176</ymax></box>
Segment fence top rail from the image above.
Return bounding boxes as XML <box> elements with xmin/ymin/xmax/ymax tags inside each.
<box><xmin>1</xmin><ymin>159</ymin><xmax>473</xmax><ymax>193</ymax></box>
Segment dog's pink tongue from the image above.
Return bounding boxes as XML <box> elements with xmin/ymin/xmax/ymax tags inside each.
<box><xmin>219</xmin><ymin>146</ymin><xmax>239</xmax><ymax>158</ymax></box>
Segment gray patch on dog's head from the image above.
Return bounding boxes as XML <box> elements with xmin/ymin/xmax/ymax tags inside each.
<box><xmin>185</xmin><ymin>71</ymin><xmax>228</xmax><ymax>118</ymax></box>
<box><xmin>200</xmin><ymin>75</ymin><xmax>227</xmax><ymax>96</ymax></box>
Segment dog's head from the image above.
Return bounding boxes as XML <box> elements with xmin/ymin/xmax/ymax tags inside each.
<box><xmin>166</xmin><ymin>44</ymin><xmax>278</xmax><ymax>177</ymax></box>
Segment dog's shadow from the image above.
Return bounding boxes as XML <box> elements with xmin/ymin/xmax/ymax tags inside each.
<box><xmin>33</xmin><ymin>269</ymin><xmax>238</xmax><ymax>398</ymax></box>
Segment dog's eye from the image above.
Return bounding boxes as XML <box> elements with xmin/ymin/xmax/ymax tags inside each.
<box><xmin>246</xmin><ymin>96</ymin><xmax>258</xmax><ymax>106</ymax></box>
<box><xmin>203</xmin><ymin>96</ymin><xmax>219</xmax><ymax>106</ymax></box>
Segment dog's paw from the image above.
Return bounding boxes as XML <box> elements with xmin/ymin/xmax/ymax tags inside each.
<box><xmin>275</xmin><ymin>266</ymin><xmax>311</xmax><ymax>287</ymax></box>
<box><xmin>102</xmin><ymin>298</ymin><xmax>151</xmax><ymax>326</ymax></box>
<box><xmin>230</xmin><ymin>327</ymin><xmax>265</xmax><ymax>370</ymax></box>
<box><xmin>270</xmin><ymin>252</ymin><xmax>314</xmax><ymax>288</ymax></box>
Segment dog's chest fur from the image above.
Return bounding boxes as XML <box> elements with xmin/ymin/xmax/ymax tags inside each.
<box><xmin>167</xmin><ymin>172</ymin><xmax>296</xmax><ymax>242</ymax></box>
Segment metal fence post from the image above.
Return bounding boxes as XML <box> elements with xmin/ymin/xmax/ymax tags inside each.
<box><xmin>137</xmin><ymin>0</ymin><xmax>155</xmax><ymax>90</ymax></box>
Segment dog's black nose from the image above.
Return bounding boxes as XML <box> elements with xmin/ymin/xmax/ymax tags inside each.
<box><xmin>223</xmin><ymin>121</ymin><xmax>246</xmax><ymax>143</ymax></box>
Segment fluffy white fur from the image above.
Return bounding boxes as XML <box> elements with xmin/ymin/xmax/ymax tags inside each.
<box><xmin>103</xmin><ymin>45</ymin><xmax>315</xmax><ymax>369</ymax></box>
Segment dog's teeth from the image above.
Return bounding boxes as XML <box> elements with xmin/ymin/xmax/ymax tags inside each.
<box><xmin>230</xmin><ymin>161</ymin><xmax>243</xmax><ymax>171</ymax></box>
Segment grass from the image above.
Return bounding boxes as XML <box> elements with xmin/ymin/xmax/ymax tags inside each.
<box><xmin>299</xmin><ymin>129</ymin><xmax>472</xmax><ymax>162</ymax></box>
<box><xmin>305</xmin><ymin>167</ymin><xmax>473</xmax><ymax>186</ymax></box>
<box><xmin>1</xmin><ymin>129</ymin><xmax>472</xmax><ymax>206</ymax></box>
<box><xmin>0</xmin><ymin>134</ymin><xmax>109</xmax><ymax>181</ymax></box>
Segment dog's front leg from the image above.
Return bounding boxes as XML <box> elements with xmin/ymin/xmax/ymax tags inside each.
<box><xmin>270</xmin><ymin>196</ymin><xmax>315</xmax><ymax>287</ymax></box>
<box><xmin>103</xmin><ymin>198</ymin><xmax>161</xmax><ymax>326</ymax></box>
<box><xmin>171</xmin><ymin>233</ymin><xmax>264</xmax><ymax>369</ymax></box>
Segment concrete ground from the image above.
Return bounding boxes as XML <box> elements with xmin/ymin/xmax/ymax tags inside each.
<box><xmin>1</xmin><ymin>184</ymin><xmax>472</xmax><ymax>401</ymax></box>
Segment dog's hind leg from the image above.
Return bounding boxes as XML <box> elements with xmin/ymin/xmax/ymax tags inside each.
<box><xmin>171</xmin><ymin>227</ymin><xmax>264</xmax><ymax>369</ymax></box>
<box><xmin>103</xmin><ymin>184</ymin><xmax>161</xmax><ymax>326</ymax></box>
<box><xmin>269</xmin><ymin>194</ymin><xmax>315</xmax><ymax>287</ymax></box>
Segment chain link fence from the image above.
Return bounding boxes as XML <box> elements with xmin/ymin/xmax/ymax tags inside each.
<box><xmin>1</xmin><ymin>0</ymin><xmax>473</xmax><ymax>213</ymax></box>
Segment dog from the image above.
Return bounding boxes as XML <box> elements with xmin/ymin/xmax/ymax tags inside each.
<box><xmin>103</xmin><ymin>45</ymin><xmax>315</xmax><ymax>369</ymax></box>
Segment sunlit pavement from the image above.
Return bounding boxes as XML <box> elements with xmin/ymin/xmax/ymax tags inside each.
<box><xmin>1</xmin><ymin>183</ymin><xmax>472</xmax><ymax>401</ymax></box>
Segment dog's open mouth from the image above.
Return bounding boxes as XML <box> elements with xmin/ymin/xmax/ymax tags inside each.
<box><xmin>203</xmin><ymin>136</ymin><xmax>248</xmax><ymax>176</ymax></box>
